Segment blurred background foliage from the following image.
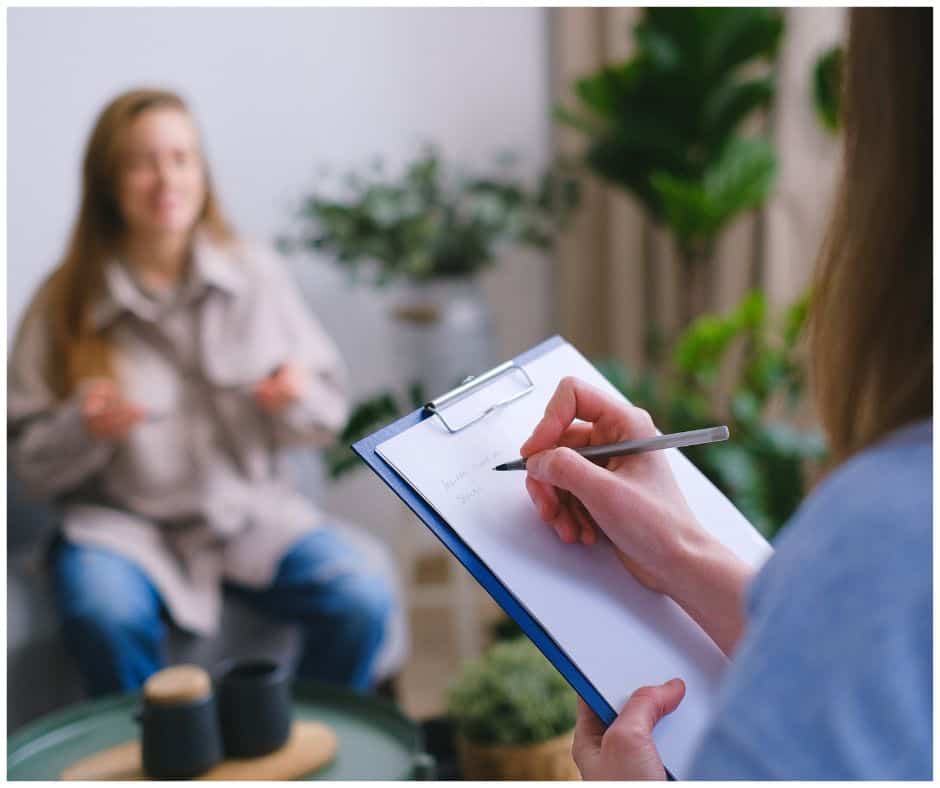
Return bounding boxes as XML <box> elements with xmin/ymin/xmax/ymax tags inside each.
<box><xmin>597</xmin><ymin>290</ymin><xmax>826</xmax><ymax>539</ymax></box>
<box><xmin>281</xmin><ymin>147</ymin><xmax>578</xmax><ymax>284</ymax></box>
<box><xmin>556</xmin><ymin>7</ymin><xmax>785</xmax><ymax>328</ymax></box>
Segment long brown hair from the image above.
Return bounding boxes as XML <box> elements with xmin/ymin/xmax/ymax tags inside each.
<box><xmin>44</xmin><ymin>88</ymin><xmax>233</xmax><ymax>397</ymax></box>
<box><xmin>810</xmin><ymin>8</ymin><xmax>932</xmax><ymax>464</ymax></box>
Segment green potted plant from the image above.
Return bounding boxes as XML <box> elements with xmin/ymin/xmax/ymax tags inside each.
<box><xmin>447</xmin><ymin>637</ymin><xmax>579</xmax><ymax>780</ymax></box>
<box><xmin>556</xmin><ymin>7</ymin><xmax>785</xmax><ymax>330</ymax></box>
<box><xmin>283</xmin><ymin>146</ymin><xmax>575</xmax><ymax>285</ymax></box>
<box><xmin>282</xmin><ymin>145</ymin><xmax>577</xmax><ymax>428</ymax></box>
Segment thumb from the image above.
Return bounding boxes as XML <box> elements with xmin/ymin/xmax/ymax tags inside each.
<box><xmin>526</xmin><ymin>447</ymin><xmax>616</xmax><ymax>512</ymax></box>
<box><xmin>609</xmin><ymin>679</ymin><xmax>686</xmax><ymax>741</ymax></box>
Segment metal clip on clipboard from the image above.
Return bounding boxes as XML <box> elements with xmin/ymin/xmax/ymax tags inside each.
<box><xmin>424</xmin><ymin>359</ymin><xmax>535</xmax><ymax>434</ymax></box>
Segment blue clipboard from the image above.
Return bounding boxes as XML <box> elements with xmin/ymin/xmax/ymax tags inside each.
<box><xmin>352</xmin><ymin>336</ymin><xmax>618</xmax><ymax>720</ymax></box>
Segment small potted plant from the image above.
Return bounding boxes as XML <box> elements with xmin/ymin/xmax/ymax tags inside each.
<box><xmin>447</xmin><ymin>637</ymin><xmax>579</xmax><ymax>780</ymax></box>
<box><xmin>284</xmin><ymin>145</ymin><xmax>575</xmax><ymax>286</ymax></box>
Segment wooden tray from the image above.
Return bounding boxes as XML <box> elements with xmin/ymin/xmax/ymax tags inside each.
<box><xmin>9</xmin><ymin>681</ymin><xmax>423</xmax><ymax>780</ymax></box>
<box><xmin>62</xmin><ymin>720</ymin><xmax>336</xmax><ymax>780</ymax></box>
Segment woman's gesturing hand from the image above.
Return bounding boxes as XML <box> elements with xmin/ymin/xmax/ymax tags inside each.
<box><xmin>80</xmin><ymin>379</ymin><xmax>146</xmax><ymax>440</ymax></box>
<box><xmin>254</xmin><ymin>362</ymin><xmax>308</xmax><ymax>413</ymax></box>
<box><xmin>572</xmin><ymin>679</ymin><xmax>685</xmax><ymax>781</ymax></box>
<box><xmin>520</xmin><ymin>376</ymin><xmax>706</xmax><ymax>595</ymax></box>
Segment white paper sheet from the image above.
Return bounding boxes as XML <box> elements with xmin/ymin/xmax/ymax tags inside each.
<box><xmin>377</xmin><ymin>340</ymin><xmax>772</xmax><ymax>778</ymax></box>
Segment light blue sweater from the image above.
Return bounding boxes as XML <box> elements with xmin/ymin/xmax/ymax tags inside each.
<box><xmin>688</xmin><ymin>420</ymin><xmax>932</xmax><ymax>780</ymax></box>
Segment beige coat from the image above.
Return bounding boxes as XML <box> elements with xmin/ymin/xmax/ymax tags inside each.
<box><xmin>8</xmin><ymin>236</ymin><xmax>350</xmax><ymax>635</ymax></box>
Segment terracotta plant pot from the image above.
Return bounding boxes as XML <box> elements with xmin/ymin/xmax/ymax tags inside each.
<box><xmin>457</xmin><ymin>730</ymin><xmax>580</xmax><ymax>781</ymax></box>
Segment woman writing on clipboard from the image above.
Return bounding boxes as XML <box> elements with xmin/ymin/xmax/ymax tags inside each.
<box><xmin>522</xmin><ymin>9</ymin><xmax>930</xmax><ymax>779</ymax></box>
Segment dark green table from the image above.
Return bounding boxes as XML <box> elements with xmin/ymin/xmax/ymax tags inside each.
<box><xmin>8</xmin><ymin>681</ymin><xmax>426</xmax><ymax>780</ymax></box>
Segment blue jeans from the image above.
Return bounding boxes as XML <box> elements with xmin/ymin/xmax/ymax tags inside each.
<box><xmin>52</xmin><ymin>528</ymin><xmax>392</xmax><ymax>697</ymax></box>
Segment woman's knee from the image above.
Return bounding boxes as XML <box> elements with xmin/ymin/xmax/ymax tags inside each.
<box><xmin>53</xmin><ymin>542</ymin><xmax>162</xmax><ymax>636</ymax></box>
<box><xmin>331</xmin><ymin>573</ymin><xmax>394</xmax><ymax>638</ymax></box>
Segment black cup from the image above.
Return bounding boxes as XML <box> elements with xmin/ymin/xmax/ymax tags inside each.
<box><xmin>136</xmin><ymin>694</ymin><xmax>224</xmax><ymax>779</ymax></box>
<box><xmin>215</xmin><ymin>658</ymin><xmax>293</xmax><ymax>758</ymax></box>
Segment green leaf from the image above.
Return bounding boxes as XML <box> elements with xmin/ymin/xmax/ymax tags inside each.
<box><xmin>702</xmin><ymin>77</ymin><xmax>775</xmax><ymax>153</ymax></box>
<box><xmin>702</xmin><ymin>443</ymin><xmax>760</xmax><ymax>496</ymax></box>
<box><xmin>812</xmin><ymin>45</ymin><xmax>843</xmax><ymax>132</ymax></box>
<box><xmin>731</xmin><ymin>391</ymin><xmax>761</xmax><ymax>425</ymax></box>
<box><xmin>572</xmin><ymin>62</ymin><xmax>637</xmax><ymax>116</ymax></box>
<box><xmin>647</xmin><ymin>172</ymin><xmax>709</xmax><ymax>243</ymax></box>
<box><xmin>703</xmin><ymin>8</ymin><xmax>784</xmax><ymax>79</ymax></box>
<box><xmin>701</xmin><ymin>138</ymin><xmax>777</xmax><ymax>228</ymax></box>
<box><xmin>634</xmin><ymin>25</ymin><xmax>682</xmax><ymax>71</ymax></box>
<box><xmin>783</xmin><ymin>289</ymin><xmax>811</xmax><ymax>346</ymax></box>
<box><xmin>642</xmin><ymin>8</ymin><xmax>713</xmax><ymax>64</ymax></box>
<box><xmin>325</xmin><ymin>392</ymin><xmax>401</xmax><ymax>479</ymax></box>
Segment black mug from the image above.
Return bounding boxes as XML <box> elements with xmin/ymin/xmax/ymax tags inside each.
<box><xmin>215</xmin><ymin>658</ymin><xmax>293</xmax><ymax>758</ymax></box>
<box><xmin>136</xmin><ymin>693</ymin><xmax>224</xmax><ymax>779</ymax></box>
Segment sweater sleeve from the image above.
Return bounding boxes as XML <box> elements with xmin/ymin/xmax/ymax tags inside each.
<box><xmin>687</xmin><ymin>427</ymin><xmax>932</xmax><ymax>780</ymax></box>
<box><xmin>8</xmin><ymin>290</ymin><xmax>115</xmax><ymax>498</ymax></box>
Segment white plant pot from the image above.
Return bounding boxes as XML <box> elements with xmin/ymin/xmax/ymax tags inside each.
<box><xmin>388</xmin><ymin>277</ymin><xmax>497</xmax><ymax>403</ymax></box>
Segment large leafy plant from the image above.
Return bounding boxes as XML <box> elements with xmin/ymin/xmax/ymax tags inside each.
<box><xmin>281</xmin><ymin>147</ymin><xmax>577</xmax><ymax>285</ymax></box>
<box><xmin>557</xmin><ymin>8</ymin><xmax>784</xmax><ymax>326</ymax></box>
<box><xmin>598</xmin><ymin>291</ymin><xmax>825</xmax><ymax>539</ymax></box>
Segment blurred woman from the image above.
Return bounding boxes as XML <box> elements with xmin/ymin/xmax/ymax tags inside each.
<box><xmin>9</xmin><ymin>88</ymin><xmax>392</xmax><ymax>696</ymax></box>
<box><xmin>521</xmin><ymin>8</ymin><xmax>931</xmax><ymax>779</ymax></box>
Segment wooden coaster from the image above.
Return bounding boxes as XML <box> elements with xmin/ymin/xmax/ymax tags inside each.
<box><xmin>60</xmin><ymin>720</ymin><xmax>338</xmax><ymax>781</ymax></box>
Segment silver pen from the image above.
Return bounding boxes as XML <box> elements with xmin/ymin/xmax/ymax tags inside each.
<box><xmin>493</xmin><ymin>425</ymin><xmax>730</xmax><ymax>471</ymax></box>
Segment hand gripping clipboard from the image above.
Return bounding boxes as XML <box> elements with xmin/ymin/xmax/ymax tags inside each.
<box><xmin>352</xmin><ymin>335</ymin><xmax>684</xmax><ymax>777</ymax></box>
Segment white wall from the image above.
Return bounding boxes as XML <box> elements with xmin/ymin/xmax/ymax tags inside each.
<box><xmin>8</xmin><ymin>7</ymin><xmax>553</xmax><ymax>530</ymax></box>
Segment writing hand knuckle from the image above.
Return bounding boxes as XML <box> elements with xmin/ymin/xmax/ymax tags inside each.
<box><xmin>555</xmin><ymin>448</ymin><xmax>578</xmax><ymax>480</ymax></box>
<box><xmin>543</xmin><ymin>452</ymin><xmax>561</xmax><ymax>480</ymax></box>
<box><xmin>627</xmin><ymin>406</ymin><xmax>654</xmax><ymax>433</ymax></box>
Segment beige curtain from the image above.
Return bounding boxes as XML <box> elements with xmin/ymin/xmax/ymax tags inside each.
<box><xmin>549</xmin><ymin>7</ymin><xmax>847</xmax><ymax>368</ymax></box>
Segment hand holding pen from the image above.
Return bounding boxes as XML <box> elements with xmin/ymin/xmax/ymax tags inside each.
<box><xmin>516</xmin><ymin>376</ymin><xmax>720</xmax><ymax>596</ymax></box>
